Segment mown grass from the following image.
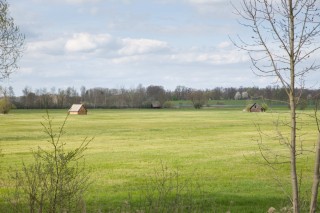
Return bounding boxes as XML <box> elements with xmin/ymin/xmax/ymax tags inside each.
<box><xmin>0</xmin><ymin>108</ymin><xmax>318</xmax><ymax>212</ymax></box>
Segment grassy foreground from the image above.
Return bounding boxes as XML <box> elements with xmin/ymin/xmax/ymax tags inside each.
<box><xmin>0</xmin><ymin>108</ymin><xmax>318</xmax><ymax>212</ymax></box>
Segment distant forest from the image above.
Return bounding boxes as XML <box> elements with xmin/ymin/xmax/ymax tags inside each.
<box><xmin>1</xmin><ymin>85</ymin><xmax>320</xmax><ymax>109</ymax></box>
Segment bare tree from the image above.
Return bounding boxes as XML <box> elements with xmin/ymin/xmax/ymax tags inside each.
<box><xmin>0</xmin><ymin>0</ymin><xmax>24</xmax><ymax>79</ymax></box>
<box><xmin>233</xmin><ymin>0</ymin><xmax>320</xmax><ymax>212</ymax></box>
<box><xmin>188</xmin><ymin>89</ymin><xmax>207</xmax><ymax>109</ymax></box>
<box><xmin>146</xmin><ymin>85</ymin><xmax>167</xmax><ymax>106</ymax></box>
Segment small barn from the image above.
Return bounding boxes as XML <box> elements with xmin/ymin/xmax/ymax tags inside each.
<box><xmin>68</xmin><ymin>104</ymin><xmax>87</xmax><ymax>115</ymax></box>
<box><xmin>151</xmin><ymin>101</ymin><xmax>161</xmax><ymax>109</ymax></box>
<box><xmin>249</xmin><ymin>103</ymin><xmax>265</xmax><ymax>112</ymax></box>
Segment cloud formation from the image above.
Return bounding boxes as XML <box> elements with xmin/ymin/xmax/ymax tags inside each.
<box><xmin>11</xmin><ymin>0</ymin><xmax>315</xmax><ymax>96</ymax></box>
<box><xmin>65</xmin><ymin>33</ymin><xmax>112</xmax><ymax>53</ymax></box>
<box><xmin>119</xmin><ymin>38</ymin><xmax>169</xmax><ymax>55</ymax></box>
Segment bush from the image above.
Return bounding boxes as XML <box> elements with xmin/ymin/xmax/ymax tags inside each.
<box><xmin>8</xmin><ymin>112</ymin><xmax>92</xmax><ymax>213</ymax></box>
<box><xmin>193</xmin><ymin>102</ymin><xmax>203</xmax><ymax>109</ymax></box>
<box><xmin>216</xmin><ymin>101</ymin><xmax>225</xmax><ymax>105</ymax></box>
<box><xmin>298</xmin><ymin>99</ymin><xmax>308</xmax><ymax>110</ymax></box>
<box><xmin>261</xmin><ymin>103</ymin><xmax>269</xmax><ymax>111</ymax></box>
<box><xmin>0</xmin><ymin>98</ymin><xmax>12</xmax><ymax>114</ymax></box>
<box><xmin>141</xmin><ymin>101</ymin><xmax>152</xmax><ymax>108</ymax></box>
<box><xmin>163</xmin><ymin>101</ymin><xmax>174</xmax><ymax>109</ymax></box>
<box><xmin>245</xmin><ymin>104</ymin><xmax>252</xmax><ymax>112</ymax></box>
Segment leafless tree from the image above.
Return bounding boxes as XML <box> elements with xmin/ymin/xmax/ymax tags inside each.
<box><xmin>188</xmin><ymin>89</ymin><xmax>207</xmax><ymax>109</ymax></box>
<box><xmin>233</xmin><ymin>0</ymin><xmax>320</xmax><ymax>212</ymax></box>
<box><xmin>146</xmin><ymin>85</ymin><xmax>167</xmax><ymax>106</ymax></box>
<box><xmin>0</xmin><ymin>0</ymin><xmax>24</xmax><ymax>80</ymax></box>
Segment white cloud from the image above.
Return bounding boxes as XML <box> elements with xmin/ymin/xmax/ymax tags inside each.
<box><xmin>25</xmin><ymin>32</ymin><xmax>247</xmax><ymax>68</ymax></box>
<box><xmin>218</xmin><ymin>41</ymin><xmax>231</xmax><ymax>49</ymax></box>
<box><xmin>169</xmin><ymin>48</ymin><xmax>248</xmax><ymax>65</ymax></box>
<box><xmin>65</xmin><ymin>33</ymin><xmax>112</xmax><ymax>52</ymax></box>
<box><xmin>118</xmin><ymin>38</ymin><xmax>169</xmax><ymax>55</ymax></box>
<box><xmin>27</xmin><ymin>38</ymin><xmax>66</xmax><ymax>56</ymax></box>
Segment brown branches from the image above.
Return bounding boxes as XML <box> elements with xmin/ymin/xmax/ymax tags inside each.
<box><xmin>0</xmin><ymin>0</ymin><xmax>24</xmax><ymax>80</ymax></box>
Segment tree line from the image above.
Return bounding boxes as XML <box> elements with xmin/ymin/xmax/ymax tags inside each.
<box><xmin>0</xmin><ymin>85</ymin><xmax>319</xmax><ymax>109</ymax></box>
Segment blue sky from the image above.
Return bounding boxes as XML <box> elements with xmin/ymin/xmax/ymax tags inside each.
<box><xmin>4</xmin><ymin>0</ymin><xmax>320</xmax><ymax>95</ymax></box>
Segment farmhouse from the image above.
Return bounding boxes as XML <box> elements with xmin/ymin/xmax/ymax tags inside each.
<box><xmin>68</xmin><ymin>104</ymin><xmax>87</xmax><ymax>115</ymax></box>
<box><xmin>249</xmin><ymin>103</ymin><xmax>265</xmax><ymax>112</ymax></box>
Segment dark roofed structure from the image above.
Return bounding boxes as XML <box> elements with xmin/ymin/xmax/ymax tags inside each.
<box><xmin>151</xmin><ymin>101</ymin><xmax>161</xmax><ymax>109</ymax></box>
<box><xmin>249</xmin><ymin>103</ymin><xmax>265</xmax><ymax>112</ymax></box>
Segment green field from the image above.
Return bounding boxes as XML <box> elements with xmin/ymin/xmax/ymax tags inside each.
<box><xmin>0</xmin><ymin>109</ymin><xmax>318</xmax><ymax>212</ymax></box>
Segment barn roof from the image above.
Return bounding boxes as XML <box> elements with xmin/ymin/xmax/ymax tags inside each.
<box><xmin>151</xmin><ymin>101</ymin><xmax>161</xmax><ymax>108</ymax></box>
<box><xmin>249</xmin><ymin>103</ymin><xmax>265</xmax><ymax>112</ymax></box>
<box><xmin>69</xmin><ymin>104</ymin><xmax>85</xmax><ymax>112</ymax></box>
<box><xmin>250</xmin><ymin>103</ymin><xmax>259</xmax><ymax>110</ymax></box>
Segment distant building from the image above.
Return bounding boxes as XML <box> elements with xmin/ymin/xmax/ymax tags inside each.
<box><xmin>151</xmin><ymin>101</ymin><xmax>161</xmax><ymax>109</ymax></box>
<box><xmin>68</xmin><ymin>104</ymin><xmax>87</xmax><ymax>115</ymax></box>
<box><xmin>249</xmin><ymin>103</ymin><xmax>265</xmax><ymax>112</ymax></box>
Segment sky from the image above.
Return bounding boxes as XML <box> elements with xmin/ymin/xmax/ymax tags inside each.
<box><xmin>4</xmin><ymin>0</ymin><xmax>320</xmax><ymax>95</ymax></box>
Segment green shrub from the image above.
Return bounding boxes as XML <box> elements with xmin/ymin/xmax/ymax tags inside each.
<box><xmin>0</xmin><ymin>98</ymin><xmax>12</xmax><ymax>114</ymax></box>
<box><xmin>216</xmin><ymin>101</ymin><xmax>225</xmax><ymax>105</ymax></box>
<box><xmin>297</xmin><ymin>99</ymin><xmax>308</xmax><ymax>110</ymax></box>
<box><xmin>261</xmin><ymin>103</ymin><xmax>269</xmax><ymax>111</ymax></box>
<box><xmin>141</xmin><ymin>101</ymin><xmax>152</xmax><ymax>108</ymax></box>
<box><xmin>163</xmin><ymin>101</ymin><xmax>174</xmax><ymax>108</ymax></box>
<box><xmin>245</xmin><ymin>104</ymin><xmax>252</xmax><ymax>112</ymax></box>
<box><xmin>193</xmin><ymin>102</ymin><xmax>203</xmax><ymax>109</ymax></box>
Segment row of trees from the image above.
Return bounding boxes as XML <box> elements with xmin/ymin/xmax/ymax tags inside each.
<box><xmin>0</xmin><ymin>84</ymin><xmax>319</xmax><ymax>109</ymax></box>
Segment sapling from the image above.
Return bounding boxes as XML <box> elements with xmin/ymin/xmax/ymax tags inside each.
<box><xmin>9</xmin><ymin>112</ymin><xmax>92</xmax><ymax>213</ymax></box>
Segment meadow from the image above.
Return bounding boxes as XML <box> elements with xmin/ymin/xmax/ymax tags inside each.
<box><xmin>0</xmin><ymin>108</ymin><xmax>319</xmax><ymax>212</ymax></box>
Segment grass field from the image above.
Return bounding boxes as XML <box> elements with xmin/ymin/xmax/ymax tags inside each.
<box><xmin>0</xmin><ymin>108</ymin><xmax>318</xmax><ymax>212</ymax></box>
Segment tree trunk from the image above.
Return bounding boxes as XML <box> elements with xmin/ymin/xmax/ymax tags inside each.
<box><xmin>290</xmin><ymin>94</ymin><xmax>299</xmax><ymax>212</ymax></box>
<box><xmin>288</xmin><ymin>0</ymin><xmax>299</xmax><ymax>211</ymax></box>
<box><xmin>310</xmin><ymin>133</ymin><xmax>320</xmax><ymax>213</ymax></box>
